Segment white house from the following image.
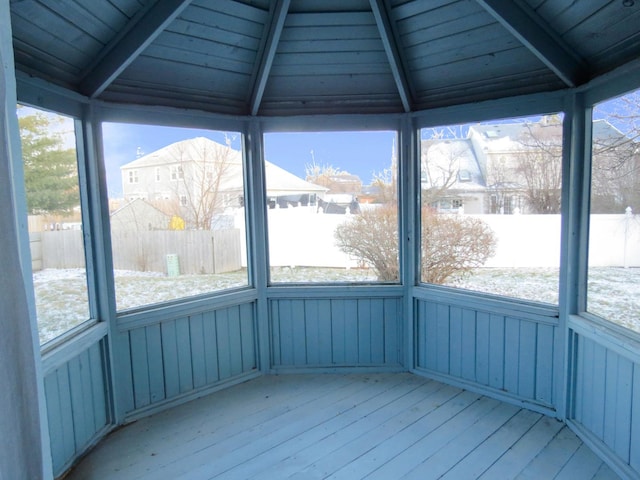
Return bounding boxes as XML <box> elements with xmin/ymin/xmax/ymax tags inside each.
<box><xmin>120</xmin><ymin>137</ymin><xmax>327</xmax><ymax>228</ymax></box>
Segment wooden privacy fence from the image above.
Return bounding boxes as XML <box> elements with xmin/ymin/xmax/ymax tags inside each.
<box><xmin>32</xmin><ymin>229</ymin><xmax>242</xmax><ymax>275</ymax></box>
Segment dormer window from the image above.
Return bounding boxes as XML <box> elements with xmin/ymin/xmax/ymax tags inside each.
<box><xmin>458</xmin><ymin>169</ymin><xmax>471</xmax><ymax>182</ymax></box>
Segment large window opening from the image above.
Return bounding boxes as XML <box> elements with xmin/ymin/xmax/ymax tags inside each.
<box><xmin>263</xmin><ymin>130</ymin><xmax>399</xmax><ymax>284</ymax></box>
<box><xmin>588</xmin><ymin>87</ymin><xmax>640</xmax><ymax>333</ymax></box>
<box><xmin>420</xmin><ymin>114</ymin><xmax>564</xmax><ymax>304</ymax></box>
<box><xmin>102</xmin><ymin>123</ymin><xmax>248</xmax><ymax>311</ymax></box>
<box><xmin>18</xmin><ymin>105</ymin><xmax>91</xmax><ymax>345</ymax></box>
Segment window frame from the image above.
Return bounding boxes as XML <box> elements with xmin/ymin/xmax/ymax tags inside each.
<box><xmin>260</xmin><ymin>127</ymin><xmax>403</xmax><ymax>287</ymax></box>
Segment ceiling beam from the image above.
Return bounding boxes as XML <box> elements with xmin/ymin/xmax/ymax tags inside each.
<box><xmin>370</xmin><ymin>0</ymin><xmax>413</xmax><ymax>112</ymax></box>
<box><xmin>249</xmin><ymin>0</ymin><xmax>290</xmax><ymax>116</ymax></box>
<box><xmin>476</xmin><ymin>0</ymin><xmax>586</xmax><ymax>87</ymax></box>
<box><xmin>80</xmin><ymin>0</ymin><xmax>193</xmax><ymax>98</ymax></box>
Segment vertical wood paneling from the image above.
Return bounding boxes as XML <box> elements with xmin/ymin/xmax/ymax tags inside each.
<box><xmin>384</xmin><ymin>298</ymin><xmax>400</xmax><ymax>364</ymax></box>
<box><xmin>417</xmin><ymin>300</ymin><xmax>427</xmax><ymax>368</ymax></box>
<box><xmin>160</xmin><ymin>321</ymin><xmax>180</xmax><ymax>398</ymax></box>
<box><xmin>202</xmin><ymin>310</ymin><xmax>219</xmax><ymax>384</ymax></box>
<box><xmin>317</xmin><ymin>299</ymin><xmax>333</xmax><ymax>365</ymax></box>
<box><xmin>189</xmin><ymin>313</ymin><xmax>207</xmax><ymax>388</ymax></box>
<box><xmin>175</xmin><ymin>317</ymin><xmax>194</xmax><ymax>393</ymax></box>
<box><xmin>631</xmin><ymin>365</ymin><xmax>640</xmax><ymax>471</ymax></box>
<box><xmin>331</xmin><ymin>300</ymin><xmax>346</xmax><ymax>364</ymax></box>
<box><xmin>475</xmin><ymin>312</ymin><xmax>490</xmax><ymax>385</ymax></box>
<box><xmin>305</xmin><ymin>299</ymin><xmax>321</xmax><ymax>364</ymax></box>
<box><xmin>518</xmin><ymin>321</ymin><xmax>537</xmax><ymax>399</ymax></box>
<box><xmin>414</xmin><ymin>299</ymin><xmax>557</xmax><ymax>408</ymax></box>
<box><xmin>571</xmin><ymin>331</ymin><xmax>640</xmax><ymax>474</ymax></box>
<box><xmin>44</xmin><ymin>371</ymin><xmax>66</xmax><ymax>473</ymax></box>
<box><xmin>344</xmin><ymin>299</ymin><xmax>359</xmax><ymax>365</ymax></box>
<box><xmin>269</xmin><ymin>297</ymin><xmax>402</xmax><ymax>368</ymax></box>
<box><xmin>435</xmin><ymin>304</ymin><xmax>450</xmax><ymax>373</ymax></box>
<box><xmin>612</xmin><ymin>355</ymin><xmax>633</xmax><ymax>461</ymax></box>
<box><xmin>227</xmin><ymin>306</ymin><xmax>243</xmax><ymax>376</ymax></box>
<box><xmin>145</xmin><ymin>324</ymin><xmax>165</xmax><ymax>403</ymax></box>
<box><xmin>129</xmin><ymin>328</ymin><xmax>150</xmax><ymax>407</ymax></box>
<box><xmin>461</xmin><ymin>309</ymin><xmax>476</xmax><ymax>381</ymax></box>
<box><xmin>424</xmin><ymin>301</ymin><xmax>438</xmax><ymax>370</ymax></box>
<box><xmin>240</xmin><ymin>303</ymin><xmax>256</xmax><ymax>371</ymax></box>
<box><xmin>449</xmin><ymin>307</ymin><xmax>463</xmax><ymax>377</ymax></box>
<box><xmin>358</xmin><ymin>299</ymin><xmax>372</xmax><ymax>363</ymax></box>
<box><xmin>127</xmin><ymin>301</ymin><xmax>258</xmax><ymax>412</ymax></box>
<box><xmin>44</xmin><ymin>339</ymin><xmax>109</xmax><ymax>476</ymax></box>
<box><xmin>88</xmin><ymin>342</ymin><xmax>107</xmax><ymax>430</ymax></box>
<box><xmin>535</xmin><ymin>323</ymin><xmax>554</xmax><ymax>404</ymax></box>
<box><xmin>271</xmin><ymin>301</ymin><xmax>281</xmax><ymax>366</ymax></box>
<box><xmin>216</xmin><ymin>308</ymin><xmax>232</xmax><ymax>379</ymax></box>
<box><xmin>291</xmin><ymin>300</ymin><xmax>307</xmax><ymax>365</ymax></box>
<box><xmin>504</xmin><ymin>321</ymin><xmax>520</xmax><ymax>393</ymax></box>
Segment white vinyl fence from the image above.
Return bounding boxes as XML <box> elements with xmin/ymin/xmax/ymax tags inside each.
<box><xmin>30</xmin><ymin>210</ymin><xmax>640</xmax><ymax>274</ymax></box>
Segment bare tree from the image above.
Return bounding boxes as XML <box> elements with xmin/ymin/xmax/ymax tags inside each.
<box><xmin>164</xmin><ymin>136</ymin><xmax>239</xmax><ymax>229</ymax></box>
<box><xmin>420</xmin><ymin>132</ymin><xmax>469</xmax><ymax>207</ymax></box>
<box><xmin>592</xmin><ymin>91</ymin><xmax>640</xmax><ymax>212</ymax></box>
<box><xmin>305</xmin><ymin>161</ymin><xmax>362</xmax><ymax>194</ymax></box>
<box><xmin>514</xmin><ymin>120</ymin><xmax>563</xmax><ymax>214</ymax></box>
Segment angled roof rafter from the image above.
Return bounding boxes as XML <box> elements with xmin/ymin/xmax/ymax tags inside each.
<box><xmin>79</xmin><ymin>0</ymin><xmax>194</xmax><ymax>98</ymax></box>
<box><xmin>249</xmin><ymin>0</ymin><xmax>291</xmax><ymax>116</ymax></box>
<box><xmin>369</xmin><ymin>0</ymin><xmax>413</xmax><ymax>112</ymax></box>
<box><xmin>475</xmin><ymin>0</ymin><xmax>587</xmax><ymax>88</ymax></box>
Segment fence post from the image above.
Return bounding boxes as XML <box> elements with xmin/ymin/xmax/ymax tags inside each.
<box><xmin>624</xmin><ymin>206</ymin><xmax>633</xmax><ymax>268</ymax></box>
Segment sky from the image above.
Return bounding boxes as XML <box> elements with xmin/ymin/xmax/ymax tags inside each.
<box><xmin>19</xmin><ymin>89</ymin><xmax>639</xmax><ymax>199</ymax></box>
<box><xmin>102</xmin><ymin>123</ymin><xmax>397</xmax><ymax>197</ymax></box>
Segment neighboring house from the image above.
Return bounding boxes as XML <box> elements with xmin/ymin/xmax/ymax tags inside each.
<box><xmin>422</xmin><ymin>117</ymin><xmax>634</xmax><ymax>214</ymax></box>
<box><xmin>110</xmin><ymin>198</ymin><xmax>171</xmax><ymax>231</ymax></box>
<box><xmin>121</xmin><ymin>137</ymin><xmax>327</xmax><ymax>228</ymax></box>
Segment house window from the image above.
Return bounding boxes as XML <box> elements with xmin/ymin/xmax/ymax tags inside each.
<box><xmin>420</xmin><ymin>113</ymin><xmax>563</xmax><ymax>304</ymax></box>
<box><xmin>264</xmin><ymin>130</ymin><xmax>399</xmax><ymax>284</ymax></box>
<box><xmin>18</xmin><ymin>105</ymin><xmax>91</xmax><ymax>346</ymax></box>
<box><xmin>101</xmin><ymin>122</ymin><xmax>248</xmax><ymax>311</ymax></box>
<box><xmin>129</xmin><ymin>170</ymin><xmax>138</xmax><ymax>183</ymax></box>
<box><xmin>587</xmin><ymin>87</ymin><xmax>640</xmax><ymax>333</ymax></box>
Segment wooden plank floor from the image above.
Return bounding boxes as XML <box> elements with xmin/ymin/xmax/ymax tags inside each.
<box><xmin>66</xmin><ymin>373</ymin><xmax>620</xmax><ymax>480</ymax></box>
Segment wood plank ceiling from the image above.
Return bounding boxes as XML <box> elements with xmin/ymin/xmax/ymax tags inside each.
<box><xmin>10</xmin><ymin>0</ymin><xmax>640</xmax><ymax>116</ymax></box>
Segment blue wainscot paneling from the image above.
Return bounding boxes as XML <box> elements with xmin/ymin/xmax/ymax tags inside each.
<box><xmin>269</xmin><ymin>294</ymin><xmax>403</xmax><ymax>370</ymax></box>
<box><xmin>569</xmin><ymin>321</ymin><xmax>640</xmax><ymax>479</ymax></box>
<box><xmin>414</xmin><ymin>291</ymin><xmax>558</xmax><ymax>413</ymax></box>
<box><xmin>122</xmin><ymin>301</ymin><xmax>258</xmax><ymax>415</ymax></box>
<box><xmin>43</xmin><ymin>335</ymin><xmax>110</xmax><ymax>476</ymax></box>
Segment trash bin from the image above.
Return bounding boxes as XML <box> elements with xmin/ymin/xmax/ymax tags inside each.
<box><xmin>166</xmin><ymin>254</ymin><xmax>180</xmax><ymax>277</ymax></box>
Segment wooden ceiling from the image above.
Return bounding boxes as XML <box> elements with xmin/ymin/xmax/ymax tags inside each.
<box><xmin>10</xmin><ymin>0</ymin><xmax>640</xmax><ymax>116</ymax></box>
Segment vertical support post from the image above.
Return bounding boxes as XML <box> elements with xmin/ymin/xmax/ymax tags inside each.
<box><xmin>245</xmin><ymin>118</ymin><xmax>271</xmax><ymax>373</ymax></box>
<box><xmin>79</xmin><ymin>104</ymin><xmax>124</xmax><ymax>423</ymax></box>
<box><xmin>0</xmin><ymin>2</ymin><xmax>51</xmax><ymax>476</ymax></box>
<box><xmin>558</xmin><ymin>93</ymin><xmax>592</xmax><ymax>419</ymax></box>
<box><xmin>400</xmin><ymin>114</ymin><xmax>418</xmax><ymax>369</ymax></box>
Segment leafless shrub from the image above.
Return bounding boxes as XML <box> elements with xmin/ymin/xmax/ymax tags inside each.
<box><xmin>421</xmin><ymin>210</ymin><xmax>496</xmax><ymax>284</ymax></box>
<box><xmin>334</xmin><ymin>205</ymin><xmax>496</xmax><ymax>283</ymax></box>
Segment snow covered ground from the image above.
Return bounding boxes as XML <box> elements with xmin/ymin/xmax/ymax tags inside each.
<box><xmin>33</xmin><ymin>266</ymin><xmax>639</xmax><ymax>344</ymax></box>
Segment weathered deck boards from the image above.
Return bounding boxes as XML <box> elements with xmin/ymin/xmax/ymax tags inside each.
<box><xmin>66</xmin><ymin>373</ymin><xmax>620</xmax><ymax>480</ymax></box>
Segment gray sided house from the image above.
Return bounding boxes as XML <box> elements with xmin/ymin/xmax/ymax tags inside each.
<box><xmin>110</xmin><ymin>198</ymin><xmax>171</xmax><ymax>231</ymax></box>
<box><xmin>422</xmin><ymin>117</ymin><xmax>634</xmax><ymax>214</ymax></box>
<box><xmin>121</xmin><ymin>137</ymin><xmax>327</xmax><ymax>227</ymax></box>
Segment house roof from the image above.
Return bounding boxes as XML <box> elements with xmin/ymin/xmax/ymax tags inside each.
<box><xmin>121</xmin><ymin>136</ymin><xmax>327</xmax><ymax>196</ymax></box>
<box><xmin>10</xmin><ymin>1</ymin><xmax>640</xmax><ymax>117</ymax></box>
